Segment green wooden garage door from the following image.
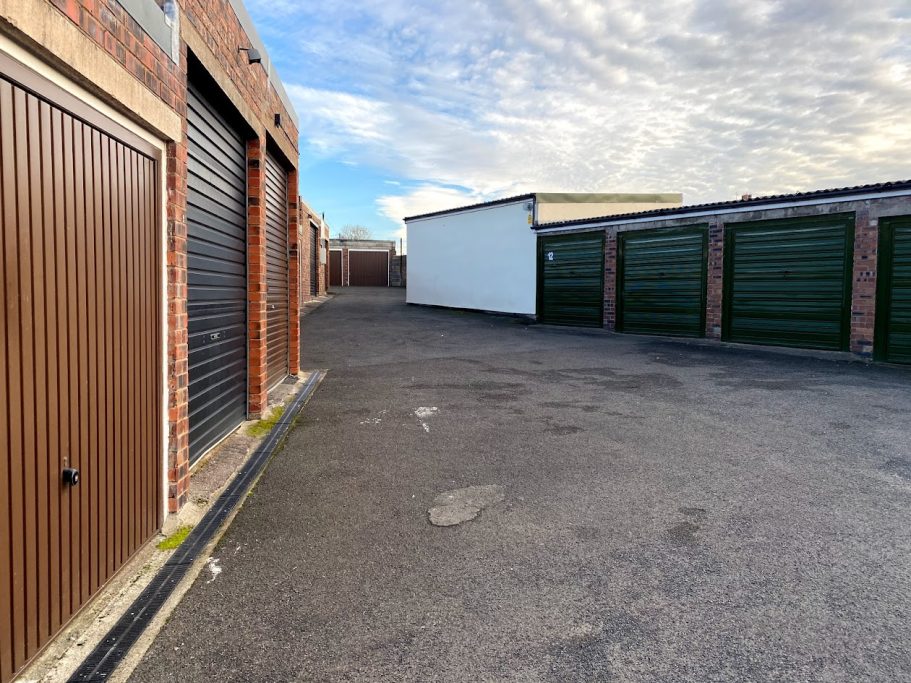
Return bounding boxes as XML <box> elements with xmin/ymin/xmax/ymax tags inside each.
<box><xmin>538</xmin><ymin>232</ymin><xmax>604</xmax><ymax>327</ymax></box>
<box><xmin>617</xmin><ymin>226</ymin><xmax>707</xmax><ymax>337</ymax></box>
<box><xmin>875</xmin><ymin>216</ymin><xmax>911</xmax><ymax>364</ymax></box>
<box><xmin>723</xmin><ymin>214</ymin><xmax>854</xmax><ymax>351</ymax></box>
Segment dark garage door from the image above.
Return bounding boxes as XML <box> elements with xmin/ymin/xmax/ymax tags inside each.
<box><xmin>618</xmin><ymin>226</ymin><xmax>707</xmax><ymax>337</ymax></box>
<box><xmin>1</xmin><ymin>66</ymin><xmax>161</xmax><ymax>683</ymax></box>
<box><xmin>329</xmin><ymin>250</ymin><xmax>342</xmax><ymax>287</ymax></box>
<box><xmin>538</xmin><ymin>232</ymin><xmax>605</xmax><ymax>327</ymax></box>
<box><xmin>310</xmin><ymin>225</ymin><xmax>318</xmax><ymax>296</ymax></box>
<box><xmin>349</xmin><ymin>250</ymin><xmax>389</xmax><ymax>286</ymax></box>
<box><xmin>723</xmin><ymin>214</ymin><xmax>854</xmax><ymax>351</ymax></box>
<box><xmin>875</xmin><ymin>216</ymin><xmax>911</xmax><ymax>364</ymax></box>
<box><xmin>186</xmin><ymin>82</ymin><xmax>248</xmax><ymax>463</ymax></box>
<box><xmin>264</xmin><ymin>151</ymin><xmax>289</xmax><ymax>390</ymax></box>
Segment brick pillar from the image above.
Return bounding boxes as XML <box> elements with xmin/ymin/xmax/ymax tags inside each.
<box><xmin>850</xmin><ymin>208</ymin><xmax>878</xmax><ymax>355</ymax></box>
<box><xmin>603</xmin><ymin>230</ymin><xmax>617</xmax><ymax>330</ymax></box>
<box><xmin>705</xmin><ymin>219</ymin><xmax>724</xmax><ymax>339</ymax></box>
<box><xmin>246</xmin><ymin>137</ymin><xmax>268</xmax><ymax>417</ymax></box>
<box><xmin>166</xmin><ymin>44</ymin><xmax>190</xmax><ymax>513</ymax></box>
<box><xmin>287</xmin><ymin>169</ymin><xmax>301</xmax><ymax>374</ymax></box>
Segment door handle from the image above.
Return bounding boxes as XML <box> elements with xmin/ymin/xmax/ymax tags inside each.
<box><xmin>62</xmin><ymin>467</ymin><xmax>80</xmax><ymax>487</ymax></box>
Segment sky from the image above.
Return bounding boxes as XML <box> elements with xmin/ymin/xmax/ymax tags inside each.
<box><xmin>245</xmin><ymin>0</ymin><xmax>911</xmax><ymax>248</ymax></box>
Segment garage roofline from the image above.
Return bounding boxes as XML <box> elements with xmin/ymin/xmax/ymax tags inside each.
<box><xmin>534</xmin><ymin>180</ymin><xmax>911</xmax><ymax>232</ymax></box>
<box><xmin>404</xmin><ymin>192</ymin><xmax>683</xmax><ymax>222</ymax></box>
<box><xmin>404</xmin><ymin>194</ymin><xmax>536</xmax><ymax>222</ymax></box>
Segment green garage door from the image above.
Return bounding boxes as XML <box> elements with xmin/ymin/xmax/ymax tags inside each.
<box><xmin>875</xmin><ymin>216</ymin><xmax>911</xmax><ymax>364</ymax></box>
<box><xmin>538</xmin><ymin>232</ymin><xmax>604</xmax><ymax>327</ymax></box>
<box><xmin>723</xmin><ymin>214</ymin><xmax>854</xmax><ymax>351</ymax></box>
<box><xmin>617</xmin><ymin>226</ymin><xmax>707</xmax><ymax>337</ymax></box>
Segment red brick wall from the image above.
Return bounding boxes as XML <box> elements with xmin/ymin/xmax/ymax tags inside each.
<box><xmin>850</xmin><ymin>208</ymin><xmax>878</xmax><ymax>355</ymax></box>
<box><xmin>246</xmin><ymin>137</ymin><xmax>268</xmax><ymax>418</ymax></box>
<box><xmin>705</xmin><ymin>220</ymin><xmax>724</xmax><ymax>339</ymax></box>
<box><xmin>603</xmin><ymin>231</ymin><xmax>617</xmax><ymax>330</ymax></box>
<box><xmin>164</xmin><ymin>41</ymin><xmax>190</xmax><ymax>511</ymax></box>
<box><xmin>179</xmin><ymin>0</ymin><xmax>299</xmax><ymax>147</ymax></box>
<box><xmin>49</xmin><ymin>0</ymin><xmax>184</xmax><ymax>113</ymax></box>
<box><xmin>287</xmin><ymin>170</ymin><xmax>300</xmax><ymax>373</ymax></box>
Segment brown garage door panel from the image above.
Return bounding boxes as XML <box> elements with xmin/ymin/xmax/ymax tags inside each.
<box><xmin>329</xmin><ymin>250</ymin><xmax>342</xmax><ymax>287</ymax></box>
<box><xmin>0</xmin><ymin>75</ymin><xmax>161</xmax><ymax>682</ymax></box>
<box><xmin>349</xmin><ymin>251</ymin><xmax>389</xmax><ymax>286</ymax></box>
<box><xmin>264</xmin><ymin>152</ymin><xmax>289</xmax><ymax>390</ymax></box>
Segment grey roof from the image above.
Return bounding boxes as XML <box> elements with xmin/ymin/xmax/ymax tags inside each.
<box><xmin>534</xmin><ymin>180</ymin><xmax>911</xmax><ymax>230</ymax></box>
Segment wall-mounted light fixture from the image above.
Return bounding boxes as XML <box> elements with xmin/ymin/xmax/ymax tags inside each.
<box><xmin>274</xmin><ymin>113</ymin><xmax>282</xmax><ymax>128</ymax></box>
<box><xmin>238</xmin><ymin>47</ymin><xmax>262</xmax><ymax>64</ymax></box>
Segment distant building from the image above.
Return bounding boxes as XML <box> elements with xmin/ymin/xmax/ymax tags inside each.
<box><xmin>329</xmin><ymin>238</ymin><xmax>406</xmax><ymax>287</ymax></box>
<box><xmin>405</xmin><ymin>193</ymin><xmax>682</xmax><ymax>315</ymax></box>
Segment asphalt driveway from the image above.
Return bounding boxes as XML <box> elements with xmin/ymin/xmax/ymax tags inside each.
<box><xmin>132</xmin><ymin>287</ymin><xmax>911</xmax><ymax>682</ymax></box>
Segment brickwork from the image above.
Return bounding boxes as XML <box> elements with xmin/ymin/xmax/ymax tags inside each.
<box><xmin>602</xmin><ymin>231</ymin><xmax>617</xmax><ymax>330</ymax></box>
<box><xmin>48</xmin><ymin>0</ymin><xmax>183</xmax><ymax>111</ymax></box>
<box><xmin>287</xmin><ymin>169</ymin><xmax>301</xmax><ymax>373</ymax></box>
<box><xmin>705</xmin><ymin>219</ymin><xmax>724</xmax><ymax>339</ymax></box>
<box><xmin>850</xmin><ymin>208</ymin><xmax>878</xmax><ymax>355</ymax></box>
<box><xmin>180</xmin><ymin>0</ymin><xmax>299</xmax><ymax>149</ymax></box>
<box><xmin>246</xmin><ymin>137</ymin><xmax>268</xmax><ymax>417</ymax></box>
<box><xmin>164</xmin><ymin>39</ymin><xmax>191</xmax><ymax>511</ymax></box>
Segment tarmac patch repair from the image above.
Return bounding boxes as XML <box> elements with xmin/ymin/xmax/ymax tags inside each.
<box><xmin>428</xmin><ymin>485</ymin><xmax>505</xmax><ymax>526</ymax></box>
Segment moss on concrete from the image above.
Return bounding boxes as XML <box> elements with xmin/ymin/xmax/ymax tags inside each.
<box><xmin>247</xmin><ymin>405</ymin><xmax>285</xmax><ymax>438</ymax></box>
<box><xmin>157</xmin><ymin>524</ymin><xmax>193</xmax><ymax>551</ymax></box>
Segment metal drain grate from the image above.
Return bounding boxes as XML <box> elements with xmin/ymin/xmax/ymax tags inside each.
<box><xmin>69</xmin><ymin>370</ymin><xmax>325</xmax><ymax>682</ymax></box>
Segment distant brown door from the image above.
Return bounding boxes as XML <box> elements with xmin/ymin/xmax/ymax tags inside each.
<box><xmin>349</xmin><ymin>251</ymin><xmax>389</xmax><ymax>286</ymax></box>
<box><xmin>264</xmin><ymin>151</ymin><xmax>289</xmax><ymax>390</ymax></box>
<box><xmin>329</xmin><ymin>250</ymin><xmax>342</xmax><ymax>287</ymax></box>
<box><xmin>0</xmin><ymin>65</ymin><xmax>161</xmax><ymax>683</ymax></box>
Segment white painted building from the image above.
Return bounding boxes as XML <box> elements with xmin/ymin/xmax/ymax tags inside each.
<box><xmin>405</xmin><ymin>192</ymin><xmax>683</xmax><ymax>315</ymax></box>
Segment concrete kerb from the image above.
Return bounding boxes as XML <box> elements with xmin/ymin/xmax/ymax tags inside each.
<box><xmin>19</xmin><ymin>371</ymin><xmax>326</xmax><ymax>683</ymax></box>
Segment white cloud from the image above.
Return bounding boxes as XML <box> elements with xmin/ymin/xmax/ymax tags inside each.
<box><xmin>259</xmin><ymin>0</ymin><xmax>911</xmax><ymax>215</ymax></box>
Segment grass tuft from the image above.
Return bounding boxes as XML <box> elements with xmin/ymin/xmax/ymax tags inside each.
<box><xmin>247</xmin><ymin>404</ymin><xmax>285</xmax><ymax>438</ymax></box>
<box><xmin>156</xmin><ymin>524</ymin><xmax>193</xmax><ymax>551</ymax></box>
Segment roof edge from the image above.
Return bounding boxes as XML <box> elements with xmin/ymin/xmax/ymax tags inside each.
<box><xmin>535</xmin><ymin>192</ymin><xmax>682</xmax><ymax>204</ymax></box>
<box><xmin>404</xmin><ymin>193</ymin><xmax>535</xmax><ymax>222</ymax></box>
<box><xmin>533</xmin><ymin>180</ymin><xmax>911</xmax><ymax>230</ymax></box>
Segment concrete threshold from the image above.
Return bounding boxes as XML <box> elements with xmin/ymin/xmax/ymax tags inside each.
<box><xmin>19</xmin><ymin>370</ymin><xmax>326</xmax><ymax>683</ymax></box>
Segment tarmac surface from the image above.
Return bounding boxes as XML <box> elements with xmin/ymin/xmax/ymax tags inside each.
<box><xmin>132</xmin><ymin>287</ymin><xmax>911</xmax><ymax>682</ymax></box>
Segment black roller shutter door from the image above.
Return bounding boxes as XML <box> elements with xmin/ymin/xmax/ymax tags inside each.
<box><xmin>186</xmin><ymin>83</ymin><xmax>248</xmax><ymax>463</ymax></box>
<box><xmin>264</xmin><ymin>152</ymin><xmax>289</xmax><ymax>390</ymax></box>
<box><xmin>875</xmin><ymin>216</ymin><xmax>911</xmax><ymax>364</ymax></box>
<box><xmin>538</xmin><ymin>232</ymin><xmax>604</xmax><ymax>327</ymax></box>
<box><xmin>310</xmin><ymin>225</ymin><xmax>318</xmax><ymax>296</ymax></box>
<box><xmin>617</xmin><ymin>226</ymin><xmax>707</xmax><ymax>337</ymax></box>
<box><xmin>723</xmin><ymin>214</ymin><xmax>854</xmax><ymax>351</ymax></box>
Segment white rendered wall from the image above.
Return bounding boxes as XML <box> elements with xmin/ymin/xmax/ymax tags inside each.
<box><xmin>406</xmin><ymin>201</ymin><xmax>536</xmax><ymax>314</ymax></box>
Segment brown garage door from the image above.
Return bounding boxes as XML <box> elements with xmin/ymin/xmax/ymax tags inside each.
<box><xmin>0</xmin><ymin>64</ymin><xmax>161</xmax><ymax>683</ymax></box>
<box><xmin>349</xmin><ymin>250</ymin><xmax>389</xmax><ymax>286</ymax></box>
<box><xmin>264</xmin><ymin>151</ymin><xmax>289</xmax><ymax>390</ymax></box>
<box><xmin>329</xmin><ymin>249</ymin><xmax>342</xmax><ymax>287</ymax></box>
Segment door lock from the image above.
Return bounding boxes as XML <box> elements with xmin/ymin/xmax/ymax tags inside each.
<box><xmin>62</xmin><ymin>467</ymin><xmax>80</xmax><ymax>487</ymax></box>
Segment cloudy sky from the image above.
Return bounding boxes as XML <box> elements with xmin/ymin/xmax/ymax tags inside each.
<box><xmin>246</xmin><ymin>0</ymin><xmax>911</xmax><ymax>244</ymax></box>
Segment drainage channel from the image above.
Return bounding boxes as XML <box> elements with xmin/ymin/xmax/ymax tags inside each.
<box><xmin>69</xmin><ymin>370</ymin><xmax>326</xmax><ymax>682</ymax></box>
